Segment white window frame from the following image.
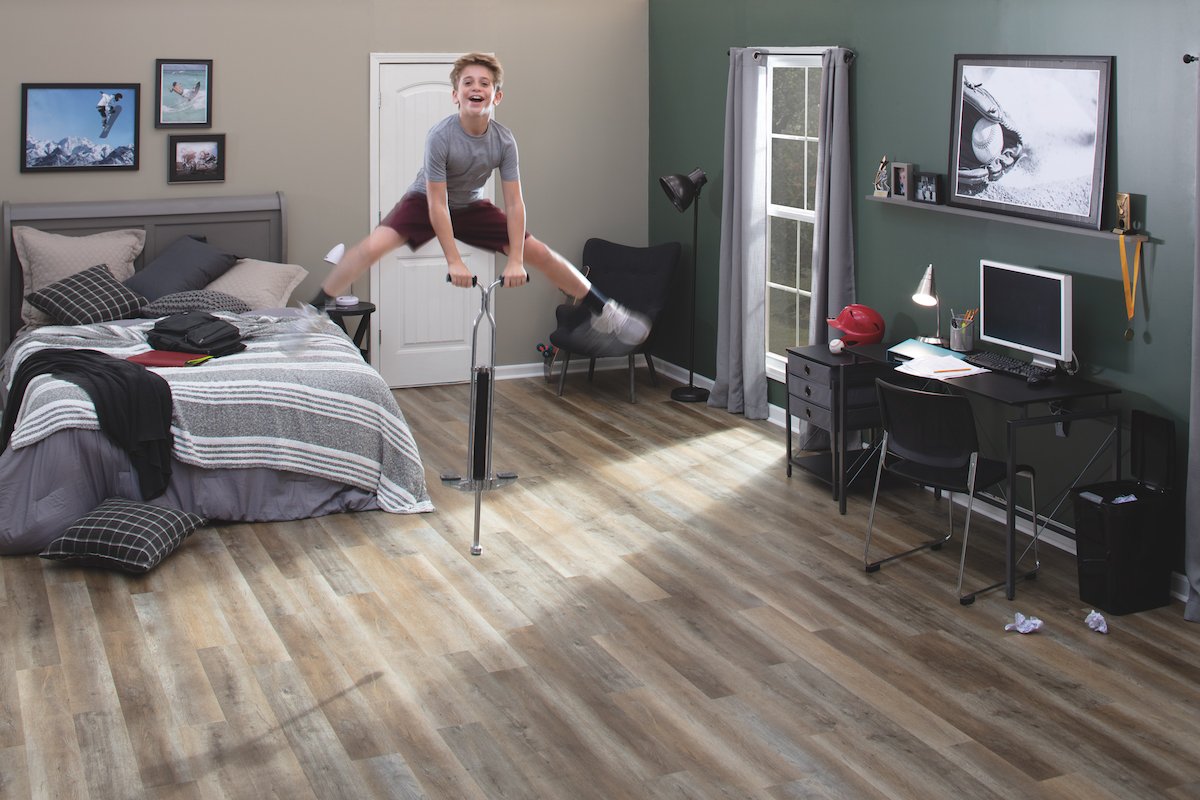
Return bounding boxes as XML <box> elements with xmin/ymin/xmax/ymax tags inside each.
<box><xmin>762</xmin><ymin>52</ymin><xmax>824</xmax><ymax>385</ymax></box>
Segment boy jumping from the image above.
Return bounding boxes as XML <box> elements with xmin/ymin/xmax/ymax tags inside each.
<box><xmin>310</xmin><ymin>52</ymin><xmax>649</xmax><ymax>345</ymax></box>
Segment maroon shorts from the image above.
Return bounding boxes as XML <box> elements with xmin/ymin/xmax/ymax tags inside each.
<box><xmin>379</xmin><ymin>191</ymin><xmax>530</xmax><ymax>253</ymax></box>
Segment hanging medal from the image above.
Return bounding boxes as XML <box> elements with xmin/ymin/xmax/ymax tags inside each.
<box><xmin>1118</xmin><ymin>233</ymin><xmax>1142</xmax><ymax>341</ymax></box>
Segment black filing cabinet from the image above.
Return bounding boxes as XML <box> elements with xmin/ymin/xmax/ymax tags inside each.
<box><xmin>785</xmin><ymin>345</ymin><xmax>894</xmax><ymax>514</ymax></box>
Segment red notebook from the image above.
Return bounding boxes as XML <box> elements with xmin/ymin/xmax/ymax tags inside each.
<box><xmin>126</xmin><ymin>351</ymin><xmax>213</xmax><ymax>367</ymax></box>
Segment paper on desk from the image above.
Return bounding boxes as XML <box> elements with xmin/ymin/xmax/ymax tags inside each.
<box><xmin>894</xmin><ymin>355</ymin><xmax>989</xmax><ymax>379</ymax></box>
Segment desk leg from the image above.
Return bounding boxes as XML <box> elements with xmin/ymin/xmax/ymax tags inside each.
<box><xmin>785</xmin><ymin>394</ymin><xmax>793</xmax><ymax>477</ymax></box>
<box><xmin>836</xmin><ymin>363</ymin><xmax>847</xmax><ymax>515</ymax></box>
<box><xmin>1006</xmin><ymin>421</ymin><xmax>1018</xmax><ymax>600</ymax></box>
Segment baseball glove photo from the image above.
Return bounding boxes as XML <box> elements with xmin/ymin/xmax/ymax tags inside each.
<box><xmin>956</xmin><ymin>77</ymin><xmax>1025</xmax><ymax>190</ymax></box>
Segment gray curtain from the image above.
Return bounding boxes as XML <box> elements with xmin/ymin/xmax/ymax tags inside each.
<box><xmin>800</xmin><ymin>46</ymin><xmax>857</xmax><ymax>449</ymax></box>
<box><xmin>1186</xmin><ymin>64</ymin><xmax>1200</xmax><ymax>623</ymax></box>
<box><xmin>712</xmin><ymin>47</ymin><xmax>856</xmax><ymax>422</ymax></box>
<box><xmin>711</xmin><ymin>47</ymin><xmax>768</xmax><ymax>419</ymax></box>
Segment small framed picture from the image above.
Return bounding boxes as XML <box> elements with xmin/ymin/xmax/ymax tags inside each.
<box><xmin>155</xmin><ymin>59</ymin><xmax>212</xmax><ymax>128</ymax></box>
<box><xmin>21</xmin><ymin>83</ymin><xmax>140</xmax><ymax>172</ymax></box>
<box><xmin>890</xmin><ymin>162</ymin><xmax>914</xmax><ymax>201</ymax></box>
<box><xmin>168</xmin><ymin>134</ymin><xmax>225</xmax><ymax>183</ymax></box>
<box><xmin>913</xmin><ymin>172</ymin><xmax>944</xmax><ymax>205</ymax></box>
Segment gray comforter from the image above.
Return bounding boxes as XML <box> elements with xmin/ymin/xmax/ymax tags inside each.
<box><xmin>0</xmin><ymin>313</ymin><xmax>433</xmax><ymax>553</ymax></box>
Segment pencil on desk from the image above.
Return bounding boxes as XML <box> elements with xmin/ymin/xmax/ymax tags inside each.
<box><xmin>934</xmin><ymin>367</ymin><xmax>971</xmax><ymax>373</ymax></box>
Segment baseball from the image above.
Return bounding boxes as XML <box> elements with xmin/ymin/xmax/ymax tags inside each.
<box><xmin>971</xmin><ymin>119</ymin><xmax>1003</xmax><ymax>163</ymax></box>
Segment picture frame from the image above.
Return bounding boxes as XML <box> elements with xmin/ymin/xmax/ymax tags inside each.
<box><xmin>913</xmin><ymin>172</ymin><xmax>943</xmax><ymax>205</ymax></box>
<box><xmin>20</xmin><ymin>83</ymin><xmax>140</xmax><ymax>173</ymax></box>
<box><xmin>155</xmin><ymin>59</ymin><xmax>213</xmax><ymax>128</ymax></box>
<box><xmin>890</xmin><ymin>162</ymin><xmax>913</xmax><ymax>201</ymax></box>
<box><xmin>947</xmin><ymin>54</ymin><xmax>1112</xmax><ymax>229</ymax></box>
<box><xmin>168</xmin><ymin>133</ymin><xmax>225</xmax><ymax>183</ymax></box>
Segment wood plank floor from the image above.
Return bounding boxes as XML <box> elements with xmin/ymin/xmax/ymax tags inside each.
<box><xmin>3</xmin><ymin>370</ymin><xmax>1198</xmax><ymax>799</ymax></box>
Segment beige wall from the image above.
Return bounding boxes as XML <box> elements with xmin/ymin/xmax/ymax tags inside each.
<box><xmin>0</xmin><ymin>1</ymin><xmax>650</xmax><ymax>365</ymax></box>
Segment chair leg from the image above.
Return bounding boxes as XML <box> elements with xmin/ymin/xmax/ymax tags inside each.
<box><xmin>866</xmin><ymin>435</ymin><xmax>955</xmax><ymax>573</ymax></box>
<box><xmin>556</xmin><ymin>351</ymin><xmax>571</xmax><ymax>396</ymax></box>
<box><xmin>628</xmin><ymin>354</ymin><xmax>637</xmax><ymax>403</ymax></box>
<box><xmin>958</xmin><ymin>465</ymin><xmax>1041</xmax><ymax>605</ymax></box>
<box><xmin>644</xmin><ymin>352</ymin><xmax>659</xmax><ymax>386</ymax></box>
<box><xmin>588</xmin><ymin>358</ymin><xmax>596</xmax><ymax>382</ymax></box>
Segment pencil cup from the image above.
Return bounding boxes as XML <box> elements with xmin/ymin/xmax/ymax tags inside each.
<box><xmin>949</xmin><ymin>325</ymin><xmax>975</xmax><ymax>352</ymax></box>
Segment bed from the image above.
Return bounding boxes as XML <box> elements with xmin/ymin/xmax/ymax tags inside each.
<box><xmin>0</xmin><ymin>192</ymin><xmax>432</xmax><ymax>556</ymax></box>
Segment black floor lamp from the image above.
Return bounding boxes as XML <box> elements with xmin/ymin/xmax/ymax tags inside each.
<box><xmin>659</xmin><ymin>167</ymin><xmax>709</xmax><ymax>403</ymax></box>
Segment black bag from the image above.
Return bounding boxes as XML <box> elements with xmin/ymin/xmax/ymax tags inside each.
<box><xmin>147</xmin><ymin>311</ymin><xmax>245</xmax><ymax>357</ymax></box>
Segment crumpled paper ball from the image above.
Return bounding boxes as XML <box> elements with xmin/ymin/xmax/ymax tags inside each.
<box><xmin>1085</xmin><ymin>609</ymin><xmax>1108</xmax><ymax>634</ymax></box>
<box><xmin>1004</xmin><ymin>612</ymin><xmax>1044</xmax><ymax>634</ymax></box>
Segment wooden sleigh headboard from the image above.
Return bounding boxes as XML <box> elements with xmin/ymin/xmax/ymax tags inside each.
<box><xmin>2</xmin><ymin>192</ymin><xmax>286</xmax><ymax>347</ymax></box>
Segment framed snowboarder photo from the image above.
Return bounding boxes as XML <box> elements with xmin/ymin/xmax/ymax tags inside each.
<box><xmin>21</xmin><ymin>83</ymin><xmax>140</xmax><ymax>173</ymax></box>
<box><xmin>168</xmin><ymin>134</ymin><xmax>225</xmax><ymax>183</ymax></box>
<box><xmin>155</xmin><ymin>59</ymin><xmax>213</xmax><ymax>128</ymax></box>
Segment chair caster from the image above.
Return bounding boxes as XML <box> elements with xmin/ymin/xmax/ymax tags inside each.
<box><xmin>959</xmin><ymin>595</ymin><xmax>976</xmax><ymax>606</ymax></box>
<box><xmin>931</xmin><ymin>542</ymin><xmax>943</xmax><ymax>551</ymax></box>
<box><xmin>865</xmin><ymin>563</ymin><xmax>881</xmax><ymax>573</ymax></box>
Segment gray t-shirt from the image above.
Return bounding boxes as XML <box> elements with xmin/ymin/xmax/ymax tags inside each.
<box><xmin>407</xmin><ymin>114</ymin><xmax>520</xmax><ymax>209</ymax></box>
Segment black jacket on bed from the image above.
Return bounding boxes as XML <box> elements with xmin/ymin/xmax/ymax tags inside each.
<box><xmin>1</xmin><ymin>348</ymin><xmax>174</xmax><ymax>499</ymax></box>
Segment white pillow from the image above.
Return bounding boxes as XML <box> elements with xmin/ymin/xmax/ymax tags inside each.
<box><xmin>204</xmin><ymin>258</ymin><xmax>308</xmax><ymax>309</ymax></box>
<box><xmin>14</xmin><ymin>226</ymin><xmax>146</xmax><ymax>328</ymax></box>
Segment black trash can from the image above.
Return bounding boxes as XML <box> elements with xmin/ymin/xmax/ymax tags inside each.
<box><xmin>1071</xmin><ymin>411</ymin><xmax>1176</xmax><ymax>615</ymax></box>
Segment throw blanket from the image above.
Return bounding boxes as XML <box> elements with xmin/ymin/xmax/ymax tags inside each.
<box><xmin>1</xmin><ymin>314</ymin><xmax>433</xmax><ymax>514</ymax></box>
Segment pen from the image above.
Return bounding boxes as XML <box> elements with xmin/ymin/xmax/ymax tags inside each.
<box><xmin>934</xmin><ymin>367</ymin><xmax>971</xmax><ymax>373</ymax></box>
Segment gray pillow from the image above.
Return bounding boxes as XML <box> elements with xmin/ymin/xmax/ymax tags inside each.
<box><xmin>25</xmin><ymin>263</ymin><xmax>147</xmax><ymax>325</ymax></box>
<box><xmin>124</xmin><ymin>235</ymin><xmax>239</xmax><ymax>302</ymax></box>
<box><xmin>40</xmin><ymin>498</ymin><xmax>205</xmax><ymax>573</ymax></box>
<box><xmin>140</xmin><ymin>289</ymin><xmax>251</xmax><ymax>318</ymax></box>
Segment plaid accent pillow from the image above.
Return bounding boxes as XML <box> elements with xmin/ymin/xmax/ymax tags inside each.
<box><xmin>140</xmin><ymin>289</ymin><xmax>251</xmax><ymax>318</ymax></box>
<box><xmin>40</xmin><ymin>498</ymin><xmax>205</xmax><ymax>573</ymax></box>
<box><xmin>25</xmin><ymin>263</ymin><xmax>147</xmax><ymax>325</ymax></box>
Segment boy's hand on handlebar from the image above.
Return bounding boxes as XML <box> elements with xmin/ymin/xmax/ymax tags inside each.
<box><xmin>501</xmin><ymin>262</ymin><xmax>529</xmax><ymax>288</ymax></box>
<box><xmin>447</xmin><ymin>262</ymin><xmax>475</xmax><ymax>288</ymax></box>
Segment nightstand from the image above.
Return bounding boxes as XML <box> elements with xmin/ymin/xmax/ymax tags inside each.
<box><xmin>326</xmin><ymin>301</ymin><xmax>376</xmax><ymax>361</ymax></box>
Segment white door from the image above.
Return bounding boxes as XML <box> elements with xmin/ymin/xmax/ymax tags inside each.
<box><xmin>370</xmin><ymin>55</ymin><xmax>496</xmax><ymax>388</ymax></box>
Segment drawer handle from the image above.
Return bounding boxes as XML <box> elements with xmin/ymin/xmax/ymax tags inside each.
<box><xmin>804</xmin><ymin>386</ymin><xmax>812</xmax><ymax>397</ymax></box>
<box><xmin>803</xmin><ymin>365</ymin><xmax>812</xmax><ymax>376</ymax></box>
<box><xmin>805</xmin><ymin>408</ymin><xmax>813</xmax><ymax>418</ymax></box>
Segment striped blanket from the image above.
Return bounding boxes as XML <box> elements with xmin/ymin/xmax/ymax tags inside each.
<box><xmin>1</xmin><ymin>314</ymin><xmax>433</xmax><ymax>514</ymax></box>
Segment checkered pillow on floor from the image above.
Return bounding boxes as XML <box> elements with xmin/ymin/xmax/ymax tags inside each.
<box><xmin>40</xmin><ymin>498</ymin><xmax>205</xmax><ymax>573</ymax></box>
<box><xmin>25</xmin><ymin>263</ymin><xmax>147</xmax><ymax>325</ymax></box>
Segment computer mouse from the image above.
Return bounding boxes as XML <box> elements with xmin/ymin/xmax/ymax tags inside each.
<box><xmin>1027</xmin><ymin>374</ymin><xmax>1049</xmax><ymax>387</ymax></box>
<box><xmin>828</xmin><ymin>338</ymin><xmax>845</xmax><ymax>354</ymax></box>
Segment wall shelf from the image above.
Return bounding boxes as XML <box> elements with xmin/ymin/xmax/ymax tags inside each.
<box><xmin>864</xmin><ymin>194</ymin><xmax>1150</xmax><ymax>243</ymax></box>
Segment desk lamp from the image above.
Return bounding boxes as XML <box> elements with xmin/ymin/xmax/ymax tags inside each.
<box><xmin>659</xmin><ymin>167</ymin><xmax>709</xmax><ymax>403</ymax></box>
<box><xmin>324</xmin><ymin>243</ymin><xmax>345</xmax><ymax>265</ymax></box>
<box><xmin>912</xmin><ymin>263</ymin><xmax>946</xmax><ymax>346</ymax></box>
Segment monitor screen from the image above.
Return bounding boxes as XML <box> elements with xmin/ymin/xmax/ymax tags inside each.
<box><xmin>979</xmin><ymin>260</ymin><xmax>1073</xmax><ymax>367</ymax></box>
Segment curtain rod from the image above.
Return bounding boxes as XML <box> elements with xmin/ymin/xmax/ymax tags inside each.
<box><xmin>727</xmin><ymin>46</ymin><xmax>856</xmax><ymax>64</ymax></box>
<box><xmin>1185</xmin><ymin>54</ymin><xmax>1198</xmax><ymax>63</ymax></box>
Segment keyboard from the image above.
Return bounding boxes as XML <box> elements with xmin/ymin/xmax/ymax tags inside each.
<box><xmin>962</xmin><ymin>351</ymin><xmax>1056</xmax><ymax>381</ymax></box>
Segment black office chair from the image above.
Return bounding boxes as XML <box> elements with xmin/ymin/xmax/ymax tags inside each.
<box><xmin>548</xmin><ymin>238</ymin><xmax>680</xmax><ymax>403</ymax></box>
<box><xmin>864</xmin><ymin>379</ymin><xmax>1042</xmax><ymax>604</ymax></box>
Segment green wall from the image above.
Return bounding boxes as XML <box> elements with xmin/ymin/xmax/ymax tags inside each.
<box><xmin>648</xmin><ymin>0</ymin><xmax>1197</xmax><ymax>439</ymax></box>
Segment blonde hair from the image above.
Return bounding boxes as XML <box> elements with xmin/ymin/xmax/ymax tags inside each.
<box><xmin>450</xmin><ymin>52</ymin><xmax>503</xmax><ymax>90</ymax></box>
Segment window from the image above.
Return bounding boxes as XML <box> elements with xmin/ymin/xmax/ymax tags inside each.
<box><xmin>764</xmin><ymin>55</ymin><xmax>822</xmax><ymax>380</ymax></box>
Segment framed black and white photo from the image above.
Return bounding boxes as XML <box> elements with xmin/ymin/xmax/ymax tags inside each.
<box><xmin>168</xmin><ymin>134</ymin><xmax>225</xmax><ymax>183</ymax></box>
<box><xmin>21</xmin><ymin>83</ymin><xmax>140</xmax><ymax>173</ymax></box>
<box><xmin>155</xmin><ymin>59</ymin><xmax>212</xmax><ymax>128</ymax></box>
<box><xmin>890</xmin><ymin>162</ymin><xmax>913</xmax><ymax>201</ymax></box>
<box><xmin>913</xmin><ymin>172</ymin><xmax>943</xmax><ymax>205</ymax></box>
<box><xmin>947</xmin><ymin>54</ymin><xmax>1112</xmax><ymax>229</ymax></box>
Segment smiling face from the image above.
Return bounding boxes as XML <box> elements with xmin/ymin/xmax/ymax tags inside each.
<box><xmin>452</xmin><ymin>64</ymin><xmax>502</xmax><ymax>120</ymax></box>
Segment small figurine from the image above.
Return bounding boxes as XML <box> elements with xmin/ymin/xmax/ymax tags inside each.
<box><xmin>873</xmin><ymin>156</ymin><xmax>891</xmax><ymax>197</ymax></box>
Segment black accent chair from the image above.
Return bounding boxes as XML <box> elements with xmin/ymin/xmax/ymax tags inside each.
<box><xmin>548</xmin><ymin>238</ymin><xmax>680</xmax><ymax>403</ymax></box>
<box><xmin>864</xmin><ymin>379</ymin><xmax>1042</xmax><ymax>604</ymax></box>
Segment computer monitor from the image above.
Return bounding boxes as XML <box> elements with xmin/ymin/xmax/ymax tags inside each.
<box><xmin>979</xmin><ymin>259</ymin><xmax>1073</xmax><ymax>369</ymax></box>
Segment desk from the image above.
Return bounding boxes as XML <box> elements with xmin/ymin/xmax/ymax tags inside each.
<box><xmin>326</xmin><ymin>301</ymin><xmax>375</xmax><ymax>361</ymax></box>
<box><xmin>855</xmin><ymin>342</ymin><xmax>1122</xmax><ymax>600</ymax></box>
